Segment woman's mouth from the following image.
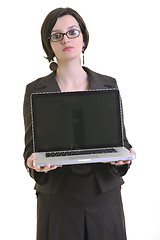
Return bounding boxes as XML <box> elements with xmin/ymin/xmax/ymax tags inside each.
<box><xmin>63</xmin><ymin>46</ymin><xmax>74</xmax><ymax>51</ymax></box>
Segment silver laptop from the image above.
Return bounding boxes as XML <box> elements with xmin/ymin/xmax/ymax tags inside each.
<box><xmin>30</xmin><ymin>89</ymin><xmax>135</xmax><ymax>166</ymax></box>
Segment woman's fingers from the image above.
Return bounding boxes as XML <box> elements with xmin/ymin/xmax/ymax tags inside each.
<box><xmin>27</xmin><ymin>153</ymin><xmax>35</xmax><ymax>168</ymax></box>
<box><xmin>27</xmin><ymin>154</ymin><xmax>62</xmax><ymax>172</ymax></box>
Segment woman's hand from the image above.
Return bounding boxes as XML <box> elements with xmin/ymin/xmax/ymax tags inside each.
<box><xmin>27</xmin><ymin>153</ymin><xmax>62</xmax><ymax>173</ymax></box>
<box><xmin>110</xmin><ymin>148</ymin><xmax>136</xmax><ymax>166</ymax></box>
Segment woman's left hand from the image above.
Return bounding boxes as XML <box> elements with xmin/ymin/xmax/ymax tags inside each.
<box><xmin>110</xmin><ymin>148</ymin><xmax>136</xmax><ymax>166</ymax></box>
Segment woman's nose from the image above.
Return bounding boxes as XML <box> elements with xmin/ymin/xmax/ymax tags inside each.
<box><xmin>61</xmin><ymin>34</ymin><xmax>69</xmax><ymax>44</ymax></box>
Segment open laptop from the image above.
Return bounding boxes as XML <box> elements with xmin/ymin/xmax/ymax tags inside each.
<box><xmin>30</xmin><ymin>89</ymin><xmax>135</xmax><ymax>166</ymax></box>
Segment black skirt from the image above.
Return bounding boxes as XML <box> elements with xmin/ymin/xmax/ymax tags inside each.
<box><xmin>36</xmin><ymin>168</ymin><xmax>127</xmax><ymax>240</ymax></box>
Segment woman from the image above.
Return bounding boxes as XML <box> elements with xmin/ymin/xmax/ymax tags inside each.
<box><xmin>23</xmin><ymin>7</ymin><xmax>135</xmax><ymax>240</ymax></box>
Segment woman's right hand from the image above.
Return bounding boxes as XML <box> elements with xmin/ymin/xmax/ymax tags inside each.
<box><xmin>27</xmin><ymin>153</ymin><xmax>62</xmax><ymax>173</ymax></box>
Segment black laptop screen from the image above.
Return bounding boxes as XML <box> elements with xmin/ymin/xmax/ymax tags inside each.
<box><xmin>31</xmin><ymin>90</ymin><xmax>123</xmax><ymax>152</ymax></box>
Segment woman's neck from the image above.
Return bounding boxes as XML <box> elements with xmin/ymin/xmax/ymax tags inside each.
<box><xmin>56</xmin><ymin>59</ymin><xmax>89</xmax><ymax>92</ymax></box>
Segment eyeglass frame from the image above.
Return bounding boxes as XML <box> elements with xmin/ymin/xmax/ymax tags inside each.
<box><xmin>48</xmin><ymin>29</ymin><xmax>81</xmax><ymax>42</ymax></box>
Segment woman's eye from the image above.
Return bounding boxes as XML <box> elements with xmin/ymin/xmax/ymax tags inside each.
<box><xmin>52</xmin><ymin>33</ymin><xmax>62</xmax><ymax>40</ymax></box>
<box><xmin>68</xmin><ymin>29</ymin><xmax>78</xmax><ymax>36</ymax></box>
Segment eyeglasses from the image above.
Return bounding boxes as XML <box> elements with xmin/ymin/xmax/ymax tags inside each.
<box><xmin>49</xmin><ymin>29</ymin><xmax>81</xmax><ymax>42</ymax></box>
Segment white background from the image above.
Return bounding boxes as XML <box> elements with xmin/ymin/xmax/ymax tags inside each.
<box><xmin>0</xmin><ymin>0</ymin><xmax>160</xmax><ymax>239</ymax></box>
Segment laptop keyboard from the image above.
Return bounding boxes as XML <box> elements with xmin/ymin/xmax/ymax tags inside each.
<box><xmin>46</xmin><ymin>148</ymin><xmax>117</xmax><ymax>158</ymax></box>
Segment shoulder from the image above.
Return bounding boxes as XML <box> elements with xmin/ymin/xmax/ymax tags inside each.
<box><xmin>92</xmin><ymin>70</ymin><xmax>118</xmax><ymax>88</ymax></box>
<box><xmin>25</xmin><ymin>71</ymin><xmax>56</xmax><ymax>95</ymax></box>
<box><xmin>83</xmin><ymin>67</ymin><xmax>118</xmax><ymax>89</ymax></box>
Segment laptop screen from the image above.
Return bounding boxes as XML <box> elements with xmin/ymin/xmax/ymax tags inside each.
<box><xmin>31</xmin><ymin>89</ymin><xmax>123</xmax><ymax>153</ymax></box>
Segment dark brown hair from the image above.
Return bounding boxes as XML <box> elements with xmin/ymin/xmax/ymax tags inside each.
<box><xmin>41</xmin><ymin>7</ymin><xmax>89</xmax><ymax>62</ymax></box>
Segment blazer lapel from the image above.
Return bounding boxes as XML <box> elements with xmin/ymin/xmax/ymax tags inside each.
<box><xmin>33</xmin><ymin>67</ymin><xmax>117</xmax><ymax>93</ymax></box>
<box><xmin>34</xmin><ymin>71</ymin><xmax>61</xmax><ymax>92</ymax></box>
<box><xmin>83</xmin><ymin>67</ymin><xmax>118</xmax><ymax>90</ymax></box>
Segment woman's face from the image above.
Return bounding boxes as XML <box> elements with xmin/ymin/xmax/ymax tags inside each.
<box><xmin>50</xmin><ymin>15</ymin><xmax>85</xmax><ymax>63</ymax></box>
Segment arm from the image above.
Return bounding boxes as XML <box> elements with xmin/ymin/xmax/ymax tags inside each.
<box><xmin>23</xmin><ymin>85</ymin><xmax>62</xmax><ymax>185</ymax></box>
<box><xmin>108</xmin><ymin>78</ymin><xmax>135</xmax><ymax>175</ymax></box>
<box><xmin>23</xmin><ymin>85</ymin><xmax>48</xmax><ymax>184</ymax></box>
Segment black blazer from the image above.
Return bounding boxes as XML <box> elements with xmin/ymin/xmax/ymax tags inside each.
<box><xmin>23</xmin><ymin>67</ymin><xmax>132</xmax><ymax>194</ymax></box>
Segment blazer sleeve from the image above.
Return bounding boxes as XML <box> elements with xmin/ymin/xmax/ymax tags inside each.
<box><xmin>109</xmin><ymin>78</ymin><xmax>132</xmax><ymax>177</ymax></box>
<box><xmin>23</xmin><ymin>85</ymin><xmax>50</xmax><ymax>185</ymax></box>
<box><xmin>110</xmin><ymin>78</ymin><xmax>132</xmax><ymax>149</ymax></box>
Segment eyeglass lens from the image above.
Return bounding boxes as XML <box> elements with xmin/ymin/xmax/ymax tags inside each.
<box><xmin>50</xmin><ymin>29</ymin><xmax>80</xmax><ymax>42</ymax></box>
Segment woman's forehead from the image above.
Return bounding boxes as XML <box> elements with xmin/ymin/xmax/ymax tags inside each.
<box><xmin>51</xmin><ymin>15</ymin><xmax>80</xmax><ymax>32</ymax></box>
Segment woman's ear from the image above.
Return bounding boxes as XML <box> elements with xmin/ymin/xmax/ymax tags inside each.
<box><xmin>82</xmin><ymin>41</ymin><xmax>85</xmax><ymax>51</ymax></box>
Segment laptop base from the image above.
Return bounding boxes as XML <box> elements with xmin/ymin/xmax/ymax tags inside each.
<box><xmin>33</xmin><ymin>147</ymin><xmax>135</xmax><ymax>166</ymax></box>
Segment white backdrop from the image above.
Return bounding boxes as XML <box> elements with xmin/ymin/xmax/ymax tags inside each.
<box><xmin>1</xmin><ymin>0</ymin><xmax>160</xmax><ymax>239</ymax></box>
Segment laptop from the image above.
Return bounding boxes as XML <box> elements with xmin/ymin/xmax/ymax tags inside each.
<box><xmin>30</xmin><ymin>89</ymin><xmax>135</xmax><ymax>166</ymax></box>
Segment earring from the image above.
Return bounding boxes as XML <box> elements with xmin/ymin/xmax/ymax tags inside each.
<box><xmin>82</xmin><ymin>50</ymin><xmax>85</xmax><ymax>65</ymax></box>
<box><xmin>49</xmin><ymin>59</ymin><xmax>58</xmax><ymax>71</ymax></box>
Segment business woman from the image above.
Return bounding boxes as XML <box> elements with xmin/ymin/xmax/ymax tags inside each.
<box><xmin>23</xmin><ymin>7</ymin><xmax>135</xmax><ymax>240</ymax></box>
